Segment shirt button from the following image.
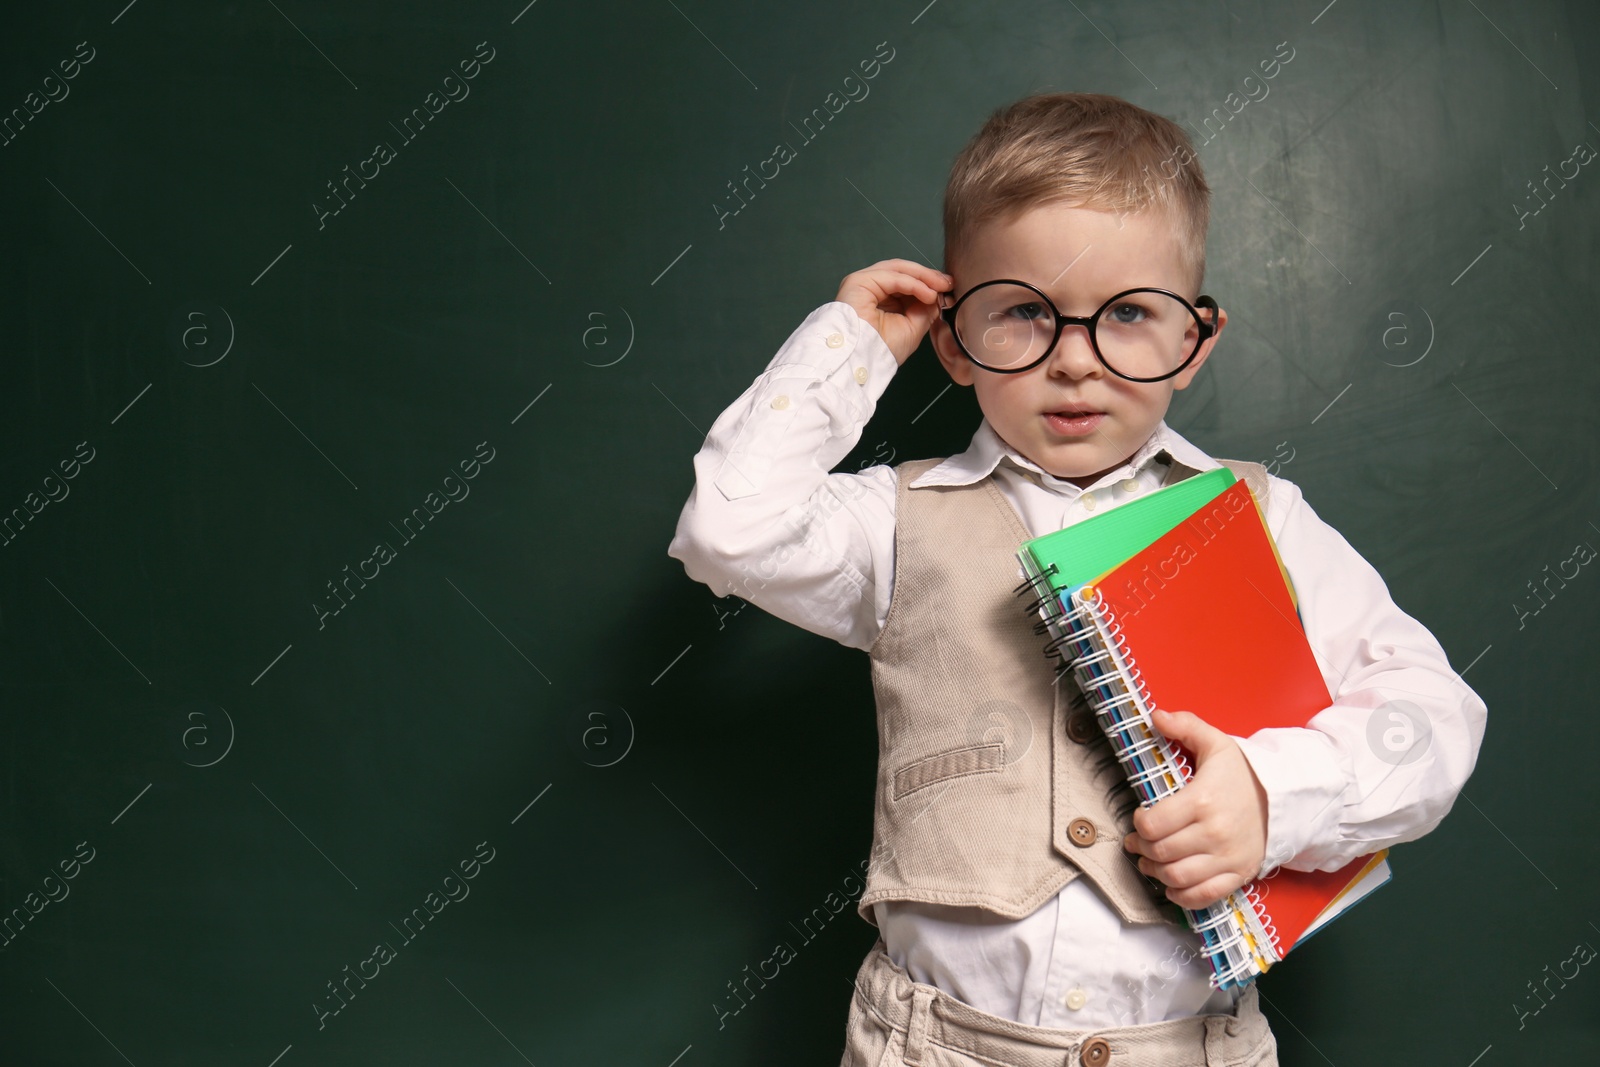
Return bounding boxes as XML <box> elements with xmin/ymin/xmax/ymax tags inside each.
<box><xmin>1080</xmin><ymin>492</ymin><xmax>1097</xmax><ymax>511</ymax></box>
<box><xmin>1120</xmin><ymin>478</ymin><xmax>1141</xmax><ymax>493</ymax></box>
<box><xmin>771</xmin><ymin>394</ymin><xmax>791</xmax><ymax>410</ymax></box>
<box><xmin>854</xmin><ymin>365</ymin><xmax>868</xmax><ymax>384</ymax></box>
<box><xmin>825</xmin><ymin>332</ymin><xmax>845</xmax><ymax>348</ymax></box>
<box><xmin>1064</xmin><ymin>987</ymin><xmax>1088</xmax><ymax>1010</ymax></box>
<box><xmin>1067</xmin><ymin>817</ymin><xmax>1098</xmax><ymax>847</ymax></box>
<box><xmin>1066</xmin><ymin>711</ymin><xmax>1098</xmax><ymax>744</ymax></box>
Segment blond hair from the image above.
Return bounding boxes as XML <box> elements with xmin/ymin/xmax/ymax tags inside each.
<box><xmin>942</xmin><ymin>93</ymin><xmax>1210</xmax><ymax>296</ymax></box>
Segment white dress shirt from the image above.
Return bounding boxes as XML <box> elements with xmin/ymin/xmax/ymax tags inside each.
<box><xmin>667</xmin><ymin>301</ymin><xmax>1487</xmax><ymax>1029</ymax></box>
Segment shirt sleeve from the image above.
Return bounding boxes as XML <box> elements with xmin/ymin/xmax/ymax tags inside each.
<box><xmin>666</xmin><ymin>301</ymin><xmax>903</xmax><ymax>652</ymax></box>
<box><xmin>1230</xmin><ymin>475</ymin><xmax>1489</xmax><ymax>877</ymax></box>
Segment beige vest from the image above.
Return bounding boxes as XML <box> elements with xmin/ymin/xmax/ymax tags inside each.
<box><xmin>857</xmin><ymin>451</ymin><xmax>1271</xmax><ymax>929</ymax></box>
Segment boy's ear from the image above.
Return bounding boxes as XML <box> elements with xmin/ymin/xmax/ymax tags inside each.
<box><xmin>1172</xmin><ymin>304</ymin><xmax>1227</xmax><ymax>391</ymax></box>
<box><xmin>929</xmin><ymin>315</ymin><xmax>976</xmax><ymax>386</ymax></box>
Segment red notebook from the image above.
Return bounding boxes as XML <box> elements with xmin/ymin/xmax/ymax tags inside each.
<box><xmin>1081</xmin><ymin>479</ymin><xmax>1388</xmax><ymax>961</ymax></box>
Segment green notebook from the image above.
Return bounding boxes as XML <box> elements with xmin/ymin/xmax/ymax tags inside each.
<box><xmin>1017</xmin><ymin>467</ymin><xmax>1236</xmax><ymax>593</ymax></box>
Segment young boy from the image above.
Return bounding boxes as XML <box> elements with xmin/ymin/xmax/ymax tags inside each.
<box><xmin>668</xmin><ymin>92</ymin><xmax>1485</xmax><ymax>1067</ymax></box>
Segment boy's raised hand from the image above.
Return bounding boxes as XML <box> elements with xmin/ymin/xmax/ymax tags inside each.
<box><xmin>1121</xmin><ymin>708</ymin><xmax>1271</xmax><ymax>911</ymax></box>
<box><xmin>836</xmin><ymin>259</ymin><xmax>954</xmax><ymax>365</ymax></box>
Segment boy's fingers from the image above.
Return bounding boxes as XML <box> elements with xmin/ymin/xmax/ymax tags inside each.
<box><xmin>1165</xmin><ymin>873</ymin><xmax>1245</xmax><ymax>911</ymax></box>
<box><xmin>1140</xmin><ymin>850</ymin><xmax>1247</xmax><ymax>898</ymax></box>
<box><xmin>845</xmin><ymin>263</ymin><xmax>953</xmax><ymax>303</ymax></box>
<box><xmin>866</xmin><ymin>258</ymin><xmax>953</xmax><ymax>286</ymax></box>
<box><xmin>874</xmin><ymin>268</ymin><xmax>945</xmax><ymax>300</ymax></box>
<box><xmin>848</xmin><ymin>271</ymin><xmax>942</xmax><ymax>309</ymax></box>
<box><xmin>1135</xmin><ymin>851</ymin><xmax>1209</xmax><ymax>890</ymax></box>
<box><xmin>1125</xmin><ymin>822</ymin><xmax>1211</xmax><ymax>864</ymax></box>
<box><xmin>1130</xmin><ymin>791</ymin><xmax>1199</xmax><ymax>842</ymax></box>
<box><xmin>835</xmin><ymin>264</ymin><xmax>953</xmax><ymax>365</ymax></box>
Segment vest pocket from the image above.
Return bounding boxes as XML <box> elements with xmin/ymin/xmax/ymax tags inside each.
<box><xmin>891</xmin><ymin>742</ymin><xmax>1005</xmax><ymax>800</ymax></box>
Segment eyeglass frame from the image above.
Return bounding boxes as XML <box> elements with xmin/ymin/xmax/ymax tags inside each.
<box><xmin>937</xmin><ymin>279</ymin><xmax>1220</xmax><ymax>383</ymax></box>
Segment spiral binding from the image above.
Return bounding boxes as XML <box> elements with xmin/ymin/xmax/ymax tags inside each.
<box><xmin>1071</xmin><ymin>588</ymin><xmax>1191</xmax><ymax>804</ymax></box>
<box><xmin>1202</xmin><ymin>890</ymin><xmax>1274</xmax><ymax>988</ymax></box>
<box><xmin>1246</xmin><ymin>883</ymin><xmax>1281</xmax><ymax>957</ymax></box>
<box><xmin>1014</xmin><ymin>556</ymin><xmax>1277</xmax><ymax>990</ymax></box>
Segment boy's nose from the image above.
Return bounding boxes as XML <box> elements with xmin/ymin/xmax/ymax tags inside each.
<box><xmin>1045</xmin><ymin>323</ymin><xmax>1102</xmax><ymax>378</ymax></box>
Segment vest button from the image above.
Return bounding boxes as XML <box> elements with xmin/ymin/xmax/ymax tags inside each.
<box><xmin>1067</xmin><ymin>817</ymin><xmax>1098</xmax><ymax>847</ymax></box>
<box><xmin>1079</xmin><ymin>1036</ymin><xmax>1111</xmax><ymax>1067</ymax></box>
<box><xmin>1065</xmin><ymin>711</ymin><xmax>1097</xmax><ymax>744</ymax></box>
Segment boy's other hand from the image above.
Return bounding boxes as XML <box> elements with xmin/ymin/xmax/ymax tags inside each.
<box><xmin>836</xmin><ymin>259</ymin><xmax>953</xmax><ymax>365</ymax></box>
<box><xmin>1121</xmin><ymin>708</ymin><xmax>1269</xmax><ymax>911</ymax></box>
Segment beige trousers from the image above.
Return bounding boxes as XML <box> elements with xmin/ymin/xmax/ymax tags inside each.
<box><xmin>841</xmin><ymin>937</ymin><xmax>1279</xmax><ymax>1067</ymax></box>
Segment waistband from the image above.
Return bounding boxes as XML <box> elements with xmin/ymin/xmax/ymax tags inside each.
<box><xmin>850</xmin><ymin>936</ymin><xmax>1272</xmax><ymax>1067</ymax></box>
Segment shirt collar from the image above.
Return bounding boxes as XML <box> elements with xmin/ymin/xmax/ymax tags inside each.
<box><xmin>906</xmin><ymin>418</ymin><xmax>1216</xmax><ymax>493</ymax></box>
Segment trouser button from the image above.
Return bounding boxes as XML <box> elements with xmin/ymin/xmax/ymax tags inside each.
<box><xmin>1079</xmin><ymin>1036</ymin><xmax>1111</xmax><ymax>1066</ymax></box>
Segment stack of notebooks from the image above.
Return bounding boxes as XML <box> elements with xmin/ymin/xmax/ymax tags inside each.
<box><xmin>1014</xmin><ymin>467</ymin><xmax>1391</xmax><ymax>989</ymax></box>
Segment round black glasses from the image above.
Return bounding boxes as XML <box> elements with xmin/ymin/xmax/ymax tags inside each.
<box><xmin>938</xmin><ymin>280</ymin><xmax>1219</xmax><ymax>383</ymax></box>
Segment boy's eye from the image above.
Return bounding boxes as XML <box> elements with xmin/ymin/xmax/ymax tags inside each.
<box><xmin>1005</xmin><ymin>301</ymin><xmax>1050</xmax><ymax>321</ymax></box>
<box><xmin>1106</xmin><ymin>302</ymin><xmax>1148</xmax><ymax>324</ymax></box>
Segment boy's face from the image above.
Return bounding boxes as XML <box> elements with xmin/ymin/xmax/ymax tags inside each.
<box><xmin>930</xmin><ymin>201</ymin><xmax>1226</xmax><ymax>489</ymax></box>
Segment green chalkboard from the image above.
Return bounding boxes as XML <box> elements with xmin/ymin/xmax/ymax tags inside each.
<box><xmin>1</xmin><ymin>1</ymin><xmax>1596</xmax><ymax>1064</ymax></box>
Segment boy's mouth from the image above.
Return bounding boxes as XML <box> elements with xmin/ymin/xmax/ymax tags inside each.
<box><xmin>1043</xmin><ymin>409</ymin><xmax>1105</xmax><ymax>435</ymax></box>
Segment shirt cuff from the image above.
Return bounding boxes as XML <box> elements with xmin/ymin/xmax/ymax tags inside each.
<box><xmin>710</xmin><ymin>301</ymin><xmax>898</xmax><ymax>501</ymax></box>
<box><xmin>809</xmin><ymin>301</ymin><xmax>901</xmax><ymax>429</ymax></box>
<box><xmin>1231</xmin><ymin>725</ymin><xmax>1349</xmax><ymax>878</ymax></box>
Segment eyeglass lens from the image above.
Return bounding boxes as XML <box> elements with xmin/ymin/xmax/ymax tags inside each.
<box><xmin>952</xmin><ymin>285</ymin><xmax>1199</xmax><ymax>378</ymax></box>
